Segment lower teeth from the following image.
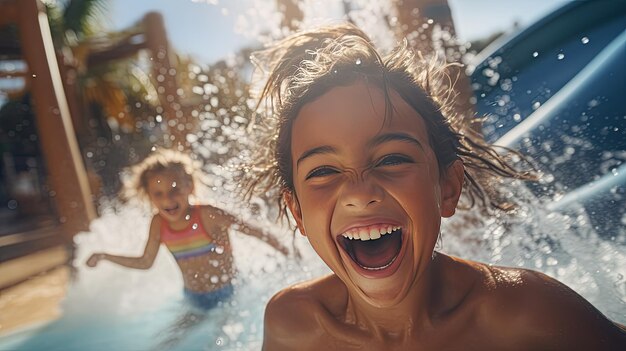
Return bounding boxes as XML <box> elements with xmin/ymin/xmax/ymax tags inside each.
<box><xmin>359</xmin><ymin>253</ymin><xmax>398</xmax><ymax>271</ymax></box>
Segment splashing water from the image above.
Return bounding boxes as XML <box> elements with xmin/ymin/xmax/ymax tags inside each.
<box><xmin>1</xmin><ymin>1</ymin><xmax>624</xmax><ymax>350</ymax></box>
<box><xmin>443</xmin><ymin>180</ymin><xmax>626</xmax><ymax>321</ymax></box>
<box><xmin>202</xmin><ymin>0</ymin><xmax>626</xmax><ymax>329</ymax></box>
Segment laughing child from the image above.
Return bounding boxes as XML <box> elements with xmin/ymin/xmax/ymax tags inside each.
<box><xmin>86</xmin><ymin>148</ymin><xmax>289</xmax><ymax>309</ymax></box>
<box><xmin>242</xmin><ymin>23</ymin><xmax>626</xmax><ymax>350</ymax></box>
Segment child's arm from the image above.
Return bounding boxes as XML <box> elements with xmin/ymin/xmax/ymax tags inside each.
<box><xmin>205</xmin><ymin>206</ymin><xmax>291</xmax><ymax>256</ymax></box>
<box><xmin>86</xmin><ymin>215</ymin><xmax>161</xmax><ymax>270</ymax></box>
<box><xmin>233</xmin><ymin>219</ymin><xmax>291</xmax><ymax>256</ymax></box>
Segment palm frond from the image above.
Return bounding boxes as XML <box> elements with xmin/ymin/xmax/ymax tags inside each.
<box><xmin>62</xmin><ymin>0</ymin><xmax>109</xmax><ymax>39</ymax></box>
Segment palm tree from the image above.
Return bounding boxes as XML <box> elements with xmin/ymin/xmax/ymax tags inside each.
<box><xmin>46</xmin><ymin>0</ymin><xmax>109</xmax><ymax>45</ymax></box>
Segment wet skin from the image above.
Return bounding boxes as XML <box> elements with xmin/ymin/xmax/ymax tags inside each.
<box><xmin>146</xmin><ymin>171</ymin><xmax>235</xmax><ymax>291</ymax></box>
<box><xmin>146</xmin><ymin>170</ymin><xmax>193</xmax><ymax>226</ymax></box>
<box><xmin>154</xmin><ymin>209</ymin><xmax>236</xmax><ymax>292</ymax></box>
<box><xmin>286</xmin><ymin>81</ymin><xmax>461</xmax><ymax>307</ymax></box>
<box><xmin>262</xmin><ymin>81</ymin><xmax>626</xmax><ymax>350</ymax></box>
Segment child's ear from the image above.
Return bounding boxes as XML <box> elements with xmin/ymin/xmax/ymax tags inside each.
<box><xmin>283</xmin><ymin>191</ymin><xmax>306</xmax><ymax>236</ymax></box>
<box><xmin>440</xmin><ymin>160</ymin><xmax>464</xmax><ymax>218</ymax></box>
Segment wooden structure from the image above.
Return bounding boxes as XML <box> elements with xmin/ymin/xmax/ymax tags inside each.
<box><xmin>393</xmin><ymin>0</ymin><xmax>475</xmax><ymax>124</ymax></box>
<box><xmin>0</xmin><ymin>0</ymin><xmax>181</xmax><ymax>288</ymax></box>
<box><xmin>0</xmin><ymin>0</ymin><xmax>96</xmax><ymax>238</ymax></box>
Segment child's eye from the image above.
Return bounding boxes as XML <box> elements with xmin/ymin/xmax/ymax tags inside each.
<box><xmin>376</xmin><ymin>154</ymin><xmax>413</xmax><ymax>167</ymax></box>
<box><xmin>305</xmin><ymin>166</ymin><xmax>338</xmax><ymax>180</ymax></box>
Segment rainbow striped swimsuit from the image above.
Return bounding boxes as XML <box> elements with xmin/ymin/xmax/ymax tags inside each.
<box><xmin>160</xmin><ymin>207</ymin><xmax>224</xmax><ymax>260</ymax></box>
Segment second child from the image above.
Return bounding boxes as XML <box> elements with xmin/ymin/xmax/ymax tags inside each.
<box><xmin>87</xmin><ymin>149</ymin><xmax>289</xmax><ymax>309</ymax></box>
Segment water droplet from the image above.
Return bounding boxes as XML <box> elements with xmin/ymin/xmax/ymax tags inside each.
<box><xmin>587</xmin><ymin>99</ymin><xmax>599</xmax><ymax>108</ymax></box>
<box><xmin>513</xmin><ymin>113</ymin><xmax>521</xmax><ymax>122</ymax></box>
<box><xmin>7</xmin><ymin>199</ymin><xmax>18</xmax><ymax>210</ymax></box>
<box><xmin>581</xmin><ymin>36</ymin><xmax>589</xmax><ymax>44</ymax></box>
<box><xmin>557</xmin><ymin>53</ymin><xmax>565</xmax><ymax>60</ymax></box>
<box><xmin>185</xmin><ymin>214</ymin><xmax>191</xmax><ymax>221</ymax></box>
<box><xmin>532</xmin><ymin>101</ymin><xmax>541</xmax><ymax>110</ymax></box>
<box><xmin>192</xmin><ymin>223</ymin><xmax>198</xmax><ymax>230</ymax></box>
<box><xmin>32</xmin><ymin>74</ymin><xmax>36</xmax><ymax>78</ymax></box>
<box><xmin>355</xmin><ymin>58</ymin><xmax>362</xmax><ymax>65</ymax></box>
<box><xmin>216</xmin><ymin>337</ymin><xmax>223</xmax><ymax>346</ymax></box>
<box><xmin>151</xmin><ymin>146</ymin><xmax>157</xmax><ymax>151</ymax></box>
<box><xmin>215</xmin><ymin>246</ymin><xmax>224</xmax><ymax>254</ymax></box>
<box><xmin>210</xmin><ymin>275</ymin><xmax>219</xmax><ymax>283</ymax></box>
<box><xmin>532</xmin><ymin>51</ymin><xmax>538</xmax><ymax>58</ymax></box>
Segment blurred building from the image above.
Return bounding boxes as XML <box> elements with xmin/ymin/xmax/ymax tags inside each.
<box><xmin>0</xmin><ymin>0</ymin><xmax>182</xmax><ymax>289</ymax></box>
<box><xmin>0</xmin><ymin>0</ymin><xmax>96</xmax><ymax>288</ymax></box>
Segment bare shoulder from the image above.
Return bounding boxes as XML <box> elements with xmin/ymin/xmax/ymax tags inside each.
<box><xmin>197</xmin><ymin>204</ymin><xmax>231</xmax><ymax>224</ymax></box>
<box><xmin>197</xmin><ymin>204</ymin><xmax>220</xmax><ymax>216</ymax></box>
<box><xmin>263</xmin><ymin>274</ymin><xmax>346</xmax><ymax>351</ymax></box>
<box><xmin>472</xmin><ymin>262</ymin><xmax>626</xmax><ymax>348</ymax></box>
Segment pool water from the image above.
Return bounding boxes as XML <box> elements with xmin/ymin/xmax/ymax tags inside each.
<box><xmin>0</xmin><ymin>202</ymin><xmax>329</xmax><ymax>351</ymax></box>
<box><xmin>1</xmin><ymin>179</ymin><xmax>624</xmax><ymax>351</ymax></box>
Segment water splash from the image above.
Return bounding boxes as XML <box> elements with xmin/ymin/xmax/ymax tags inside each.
<box><xmin>82</xmin><ymin>0</ymin><xmax>626</xmax><ymax>346</ymax></box>
<box><xmin>3</xmin><ymin>1</ymin><xmax>624</xmax><ymax>350</ymax></box>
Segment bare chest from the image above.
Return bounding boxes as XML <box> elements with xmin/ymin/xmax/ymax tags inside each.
<box><xmin>306</xmin><ymin>305</ymin><xmax>515</xmax><ymax>351</ymax></box>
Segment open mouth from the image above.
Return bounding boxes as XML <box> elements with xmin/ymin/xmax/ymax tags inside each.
<box><xmin>164</xmin><ymin>204</ymin><xmax>180</xmax><ymax>215</ymax></box>
<box><xmin>338</xmin><ymin>225</ymin><xmax>403</xmax><ymax>271</ymax></box>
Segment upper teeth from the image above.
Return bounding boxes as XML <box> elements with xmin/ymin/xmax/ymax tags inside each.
<box><xmin>341</xmin><ymin>226</ymin><xmax>401</xmax><ymax>241</ymax></box>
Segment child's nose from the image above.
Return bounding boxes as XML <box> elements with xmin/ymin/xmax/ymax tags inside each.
<box><xmin>339</xmin><ymin>178</ymin><xmax>384</xmax><ymax>209</ymax></box>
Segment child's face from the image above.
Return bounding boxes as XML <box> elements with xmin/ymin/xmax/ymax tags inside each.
<box><xmin>146</xmin><ymin>170</ymin><xmax>193</xmax><ymax>223</ymax></box>
<box><xmin>285</xmin><ymin>81</ymin><xmax>463</xmax><ymax>306</ymax></box>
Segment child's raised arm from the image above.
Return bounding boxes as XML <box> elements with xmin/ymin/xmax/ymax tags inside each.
<box><xmin>203</xmin><ymin>206</ymin><xmax>290</xmax><ymax>256</ymax></box>
<box><xmin>86</xmin><ymin>215</ymin><xmax>161</xmax><ymax>270</ymax></box>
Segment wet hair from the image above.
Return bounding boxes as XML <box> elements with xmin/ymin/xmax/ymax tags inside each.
<box><xmin>123</xmin><ymin>148</ymin><xmax>200</xmax><ymax>203</ymax></box>
<box><xmin>242</xmin><ymin>23</ymin><xmax>536</xmax><ymax>220</ymax></box>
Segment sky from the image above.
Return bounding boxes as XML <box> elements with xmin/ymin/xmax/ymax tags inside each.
<box><xmin>107</xmin><ymin>0</ymin><xmax>572</xmax><ymax>65</ymax></box>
